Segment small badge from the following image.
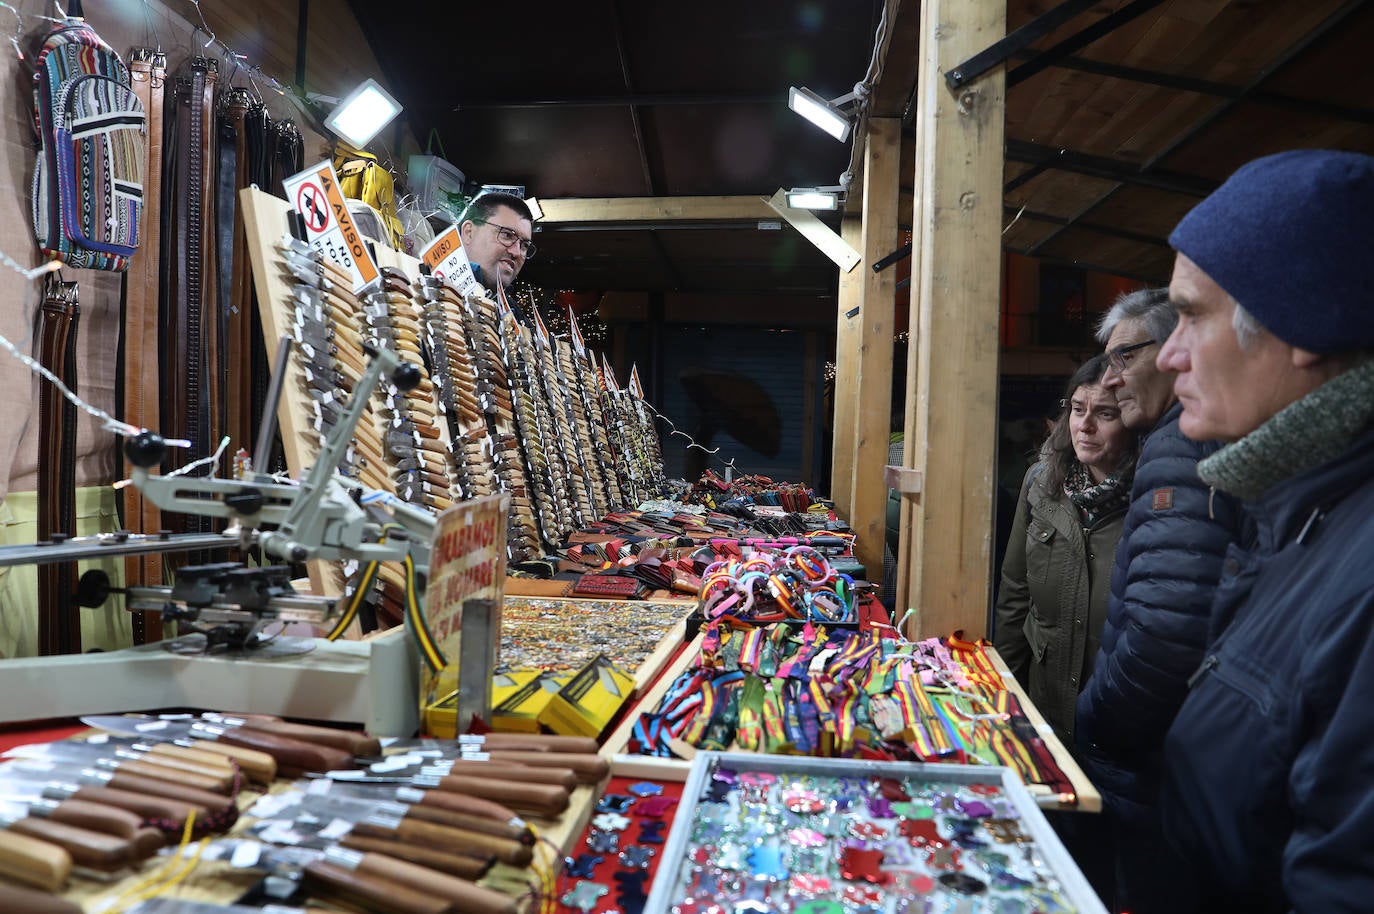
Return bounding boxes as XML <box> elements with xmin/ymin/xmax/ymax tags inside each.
<box><xmin>1153</xmin><ymin>487</ymin><xmax>1174</xmax><ymax>510</ymax></box>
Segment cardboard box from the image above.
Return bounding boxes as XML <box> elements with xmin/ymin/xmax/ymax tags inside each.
<box><xmin>491</xmin><ymin>669</ymin><xmax>571</xmax><ymax>733</ymax></box>
<box><xmin>538</xmin><ymin>654</ymin><xmax>635</xmax><ymax>738</ymax></box>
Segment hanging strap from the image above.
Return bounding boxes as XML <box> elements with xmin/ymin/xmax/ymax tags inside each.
<box><xmin>35</xmin><ymin>275</ymin><xmax>81</xmax><ymax>655</ymax></box>
<box><xmin>123</xmin><ymin>48</ymin><xmax>167</xmax><ymax>644</ymax></box>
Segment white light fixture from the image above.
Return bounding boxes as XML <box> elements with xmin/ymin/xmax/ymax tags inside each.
<box><xmin>788</xmin><ymin>86</ymin><xmax>857</xmax><ymax>142</ymax></box>
<box><xmin>784</xmin><ymin>186</ymin><xmax>846</xmax><ymax>211</ymax></box>
<box><xmin>324</xmin><ymin>78</ymin><xmax>403</xmax><ymax>149</ymax></box>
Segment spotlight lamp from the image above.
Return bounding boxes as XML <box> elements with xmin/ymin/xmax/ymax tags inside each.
<box><xmin>784</xmin><ymin>186</ymin><xmax>846</xmax><ymax>211</ymax></box>
<box><xmin>787</xmin><ymin>86</ymin><xmax>857</xmax><ymax>142</ymax></box>
<box><xmin>323</xmin><ymin>78</ymin><xmax>404</xmax><ymax>149</ymax></box>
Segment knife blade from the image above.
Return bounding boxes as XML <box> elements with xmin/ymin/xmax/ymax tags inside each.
<box><xmin>265</xmin><ymin>792</ymin><xmax>531</xmax><ymax>867</ymax></box>
<box><xmin>79</xmin><ymin>721</ymin><xmax>278</xmax><ymax>784</ymax></box>
<box><xmin>1</xmin><ymin>761</ymin><xmax>235</xmax><ymax>815</ymax></box>
<box><xmin>80</xmin><ymin>716</ymin><xmax>350</xmax><ymax>777</ymax></box>
<box><xmin>0</xmin><ymin>772</ymin><xmax>205</xmax><ymax>826</ymax></box>
<box><xmin>206</xmin><ymin>839</ymin><xmax>511</xmax><ymax>914</ymax></box>
<box><xmin>4</xmin><ymin>743</ymin><xmax>234</xmax><ymax>793</ymax></box>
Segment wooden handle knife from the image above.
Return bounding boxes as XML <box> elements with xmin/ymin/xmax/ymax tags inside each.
<box><xmin>0</xmin><ymin>876</ymin><xmax>83</xmax><ymax>912</ymax></box>
<box><xmin>353</xmin><ymin>819</ymin><xmax>531</xmax><ymax>867</ymax></box>
<box><xmin>108</xmin><ymin>758</ymin><xmax>232</xmax><ymax>794</ymax></box>
<box><xmin>407</xmin><ymin>787</ymin><xmax>521</xmax><ymax>825</ymax></box>
<box><xmin>431</xmin><ymin>775</ymin><xmax>569</xmax><ymax>817</ymax></box>
<box><xmin>175</xmin><ymin>740</ymin><xmax>277</xmax><ymax>783</ymax></box>
<box><xmin>338</xmin><ymin>834</ymin><xmax>490</xmax><ymax>880</ymax></box>
<box><xmin>0</xmin><ymin>831</ymin><xmax>71</xmax><ymax>892</ymax></box>
<box><xmin>229</xmin><ymin>714</ymin><xmax>382</xmax><ymax>757</ymax></box>
<box><xmin>302</xmin><ymin>859</ymin><xmax>453</xmax><ymax>914</ymax></box>
<box><xmin>355</xmin><ymin>852</ymin><xmax>517</xmax><ymax>914</ymax></box>
<box><xmin>399</xmin><ymin>803</ymin><xmax>531</xmax><ymax>845</ymax></box>
<box><xmin>438</xmin><ymin>758</ymin><xmax>578</xmax><ymax>791</ymax></box>
<box><xmin>6</xmin><ymin>818</ymin><xmax>131</xmax><ymax>870</ymax></box>
<box><xmin>70</xmin><ymin>784</ymin><xmax>204</xmax><ymax>824</ymax></box>
<box><xmin>41</xmin><ymin>799</ymin><xmax>142</xmax><ymax>839</ymax></box>
<box><xmin>141</xmin><ymin>742</ymin><xmax>238</xmax><ymax>776</ymax></box>
<box><xmin>216</xmin><ymin>727</ymin><xmax>354</xmax><ymax>774</ymax></box>
<box><xmin>484</xmin><ymin>750</ymin><xmax>609</xmax><ymax>783</ymax></box>
<box><xmin>472</xmin><ymin>732</ymin><xmax>599</xmax><ymax>754</ymax></box>
<box><xmin>103</xmin><ymin>771</ymin><xmax>236</xmax><ymax>813</ymax></box>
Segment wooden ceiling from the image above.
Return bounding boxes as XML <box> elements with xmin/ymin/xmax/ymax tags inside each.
<box><xmin>346</xmin><ymin>0</ymin><xmax>1374</xmax><ymax>297</ymax></box>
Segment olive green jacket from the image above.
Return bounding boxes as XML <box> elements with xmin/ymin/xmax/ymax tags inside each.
<box><xmin>993</xmin><ymin>463</ymin><xmax>1125</xmax><ymax>748</ymax></box>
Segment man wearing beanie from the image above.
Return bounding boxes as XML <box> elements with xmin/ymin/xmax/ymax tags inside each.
<box><xmin>1157</xmin><ymin>149</ymin><xmax>1374</xmax><ymax>912</ymax></box>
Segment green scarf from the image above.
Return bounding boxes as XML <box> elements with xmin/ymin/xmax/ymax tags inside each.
<box><xmin>1198</xmin><ymin>358</ymin><xmax>1374</xmax><ymax>501</ymax></box>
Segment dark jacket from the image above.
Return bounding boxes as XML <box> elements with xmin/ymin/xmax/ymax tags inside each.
<box><xmin>1074</xmin><ymin>403</ymin><xmax>1243</xmax><ymax>812</ymax></box>
<box><xmin>1162</xmin><ymin>425</ymin><xmax>1374</xmax><ymax>913</ymax></box>
<box><xmin>994</xmin><ymin>463</ymin><xmax>1125</xmax><ymax>747</ymax></box>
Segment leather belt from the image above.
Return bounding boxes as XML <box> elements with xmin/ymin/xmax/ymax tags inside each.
<box><xmin>123</xmin><ymin>49</ymin><xmax>167</xmax><ymax>643</ymax></box>
<box><xmin>163</xmin><ymin>58</ymin><xmax>221</xmax><ymax>557</ymax></box>
<box><xmin>218</xmin><ymin>88</ymin><xmax>253</xmax><ymax>466</ymax></box>
<box><xmin>35</xmin><ymin>275</ymin><xmax>81</xmax><ymax>655</ymax></box>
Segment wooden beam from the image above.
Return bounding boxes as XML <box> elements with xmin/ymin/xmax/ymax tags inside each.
<box><xmin>870</xmin><ymin>0</ymin><xmax>922</xmax><ymax>117</ymax></box>
<box><xmin>538</xmin><ymin>196</ymin><xmax>777</xmax><ymax>224</ymax></box>
<box><xmin>899</xmin><ymin>0</ymin><xmax>1006</xmax><ymax>640</ymax></box>
<box><xmin>849</xmin><ymin>117</ymin><xmax>902</xmax><ymax>588</ymax></box>
<box><xmin>831</xmin><ymin>214</ymin><xmax>865</xmax><ymax>520</ymax></box>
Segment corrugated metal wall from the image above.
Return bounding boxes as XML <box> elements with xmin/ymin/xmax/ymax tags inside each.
<box><xmin>656</xmin><ymin>326</ymin><xmax>811</xmax><ymax>483</ymax></box>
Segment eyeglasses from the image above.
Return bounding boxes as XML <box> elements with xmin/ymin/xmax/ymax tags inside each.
<box><xmin>474</xmin><ymin>220</ymin><xmax>537</xmax><ymax>259</ymax></box>
<box><xmin>1106</xmin><ymin>339</ymin><xmax>1157</xmax><ymax>372</ymax></box>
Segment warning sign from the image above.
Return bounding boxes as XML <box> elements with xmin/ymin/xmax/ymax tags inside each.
<box><xmin>420</xmin><ymin>226</ymin><xmax>480</xmax><ymax>298</ymax></box>
<box><xmin>282</xmin><ymin>159</ymin><xmax>380</xmax><ymax>293</ymax></box>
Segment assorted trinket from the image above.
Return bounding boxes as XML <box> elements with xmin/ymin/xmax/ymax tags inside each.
<box><xmin>645</xmin><ymin>754</ymin><xmax>1103</xmax><ymax>914</ymax></box>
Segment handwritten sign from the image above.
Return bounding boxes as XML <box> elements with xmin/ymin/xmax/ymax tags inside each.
<box><xmin>281</xmin><ymin>159</ymin><xmax>379</xmax><ymax>293</ymax></box>
<box><xmin>422</xmin><ymin>493</ymin><xmax>509</xmax><ymax>725</ymax></box>
<box><xmin>420</xmin><ymin>225</ymin><xmax>480</xmax><ymax>297</ymax></box>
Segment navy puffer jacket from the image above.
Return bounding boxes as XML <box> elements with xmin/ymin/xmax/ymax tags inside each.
<box><xmin>1075</xmin><ymin>403</ymin><xmax>1246</xmax><ymax>811</ymax></box>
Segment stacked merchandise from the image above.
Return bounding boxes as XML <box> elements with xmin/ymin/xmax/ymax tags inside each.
<box><xmin>644</xmin><ymin>753</ymin><xmax>1105</xmax><ymax>914</ymax></box>
<box><xmin>687</xmin><ymin>469</ymin><xmax>816</xmax><ymax>512</ymax></box>
<box><xmin>0</xmin><ymin>715</ymin><xmax>603</xmax><ymax>912</ymax></box>
<box><xmin>242</xmin><ymin>192</ymin><xmax>671</xmax><ymax>596</ymax></box>
<box><xmin>625</xmin><ymin>625</ymin><xmax>1078</xmax><ymax>805</ymax></box>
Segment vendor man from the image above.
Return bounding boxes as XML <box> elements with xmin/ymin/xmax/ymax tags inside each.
<box><xmin>458</xmin><ymin>191</ymin><xmax>535</xmax><ymax>324</ymax></box>
<box><xmin>1155</xmin><ymin>149</ymin><xmax>1374</xmax><ymax>912</ymax></box>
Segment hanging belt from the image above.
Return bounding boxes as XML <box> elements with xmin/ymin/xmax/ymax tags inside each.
<box><xmin>271</xmin><ymin>118</ymin><xmax>303</xmax><ymax>197</ymax></box>
<box><xmin>35</xmin><ymin>275</ymin><xmax>81</xmax><ymax>655</ymax></box>
<box><xmin>123</xmin><ymin>48</ymin><xmax>166</xmax><ymax>644</ymax></box>
<box><xmin>218</xmin><ymin>88</ymin><xmax>252</xmax><ymax>463</ymax></box>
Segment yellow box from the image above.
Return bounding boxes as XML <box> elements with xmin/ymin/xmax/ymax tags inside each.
<box><xmin>538</xmin><ymin>654</ymin><xmax>636</xmax><ymax>739</ymax></box>
<box><xmin>492</xmin><ymin>669</ymin><xmax>571</xmax><ymax>733</ymax></box>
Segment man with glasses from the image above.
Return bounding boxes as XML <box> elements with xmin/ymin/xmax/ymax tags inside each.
<box><xmin>458</xmin><ymin>192</ymin><xmax>537</xmax><ymax>323</ymax></box>
<box><xmin>1072</xmin><ymin>288</ymin><xmax>1246</xmax><ymax>913</ymax></box>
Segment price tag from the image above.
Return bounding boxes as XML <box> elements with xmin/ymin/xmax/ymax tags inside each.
<box><xmin>282</xmin><ymin>159</ymin><xmax>380</xmax><ymax>294</ymax></box>
<box><xmin>420</xmin><ymin>225</ymin><xmax>480</xmax><ymax>297</ymax></box>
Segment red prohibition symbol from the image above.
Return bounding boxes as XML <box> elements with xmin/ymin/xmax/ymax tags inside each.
<box><xmin>297</xmin><ymin>183</ymin><xmax>330</xmax><ymax>232</ymax></box>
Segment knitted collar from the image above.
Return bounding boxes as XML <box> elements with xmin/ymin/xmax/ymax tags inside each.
<box><xmin>1198</xmin><ymin>358</ymin><xmax>1374</xmax><ymax>501</ymax></box>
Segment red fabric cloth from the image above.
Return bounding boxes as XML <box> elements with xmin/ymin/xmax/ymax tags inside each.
<box><xmin>559</xmin><ymin>775</ymin><xmax>688</xmax><ymax>912</ymax></box>
<box><xmin>0</xmin><ymin>719</ymin><xmax>84</xmax><ymax>753</ymax></box>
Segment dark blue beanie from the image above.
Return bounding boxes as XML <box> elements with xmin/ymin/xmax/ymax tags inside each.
<box><xmin>1169</xmin><ymin>149</ymin><xmax>1374</xmax><ymax>353</ymax></box>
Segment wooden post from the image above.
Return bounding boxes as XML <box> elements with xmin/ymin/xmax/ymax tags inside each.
<box><xmin>898</xmin><ymin>0</ymin><xmax>1006</xmax><ymax>638</ymax></box>
<box><xmin>849</xmin><ymin>117</ymin><xmax>901</xmax><ymax>587</ymax></box>
<box><xmin>831</xmin><ymin>212</ymin><xmax>864</xmax><ymax>519</ymax></box>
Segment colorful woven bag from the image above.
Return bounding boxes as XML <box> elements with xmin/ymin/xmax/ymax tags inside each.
<box><xmin>31</xmin><ymin>18</ymin><xmax>147</xmax><ymax>271</ymax></box>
